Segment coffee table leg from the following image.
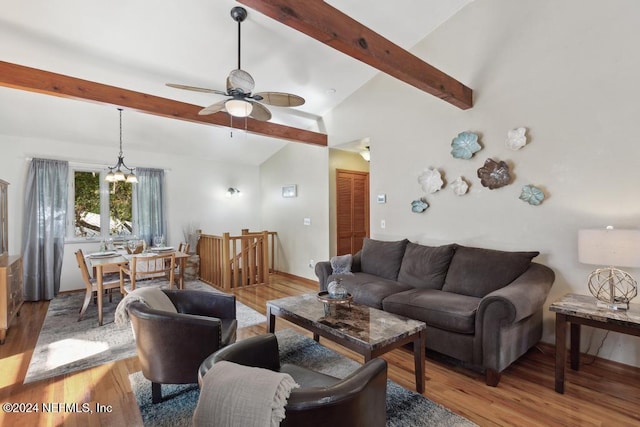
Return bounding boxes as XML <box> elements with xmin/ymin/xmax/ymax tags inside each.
<box><xmin>414</xmin><ymin>330</ymin><xmax>426</xmax><ymax>393</ymax></box>
<box><xmin>313</xmin><ymin>333</ymin><xmax>320</xmax><ymax>342</ymax></box>
<box><xmin>267</xmin><ymin>305</ymin><xmax>276</xmax><ymax>333</ymax></box>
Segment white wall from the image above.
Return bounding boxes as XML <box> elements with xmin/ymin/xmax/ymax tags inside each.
<box><xmin>324</xmin><ymin>0</ymin><xmax>640</xmax><ymax>367</ymax></box>
<box><xmin>0</xmin><ymin>133</ymin><xmax>262</xmax><ymax>292</ymax></box>
<box><xmin>260</xmin><ymin>143</ymin><xmax>329</xmax><ymax>280</ymax></box>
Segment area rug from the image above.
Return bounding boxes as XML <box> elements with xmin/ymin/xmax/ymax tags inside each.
<box><xmin>130</xmin><ymin>329</ymin><xmax>477</xmax><ymax>427</ymax></box>
<box><xmin>24</xmin><ymin>280</ymin><xmax>266</xmax><ymax>384</ymax></box>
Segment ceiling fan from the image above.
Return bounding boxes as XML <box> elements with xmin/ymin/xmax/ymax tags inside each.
<box><xmin>166</xmin><ymin>6</ymin><xmax>305</xmax><ymax>122</ymax></box>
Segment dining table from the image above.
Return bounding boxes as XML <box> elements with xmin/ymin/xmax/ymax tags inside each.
<box><xmin>87</xmin><ymin>249</ymin><xmax>191</xmax><ymax>326</ymax></box>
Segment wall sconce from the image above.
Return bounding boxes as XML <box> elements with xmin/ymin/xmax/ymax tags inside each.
<box><xmin>360</xmin><ymin>146</ymin><xmax>370</xmax><ymax>162</ymax></box>
<box><xmin>226</xmin><ymin>187</ymin><xmax>241</xmax><ymax>198</ymax></box>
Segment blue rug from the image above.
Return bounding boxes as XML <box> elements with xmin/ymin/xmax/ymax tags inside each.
<box><xmin>130</xmin><ymin>329</ymin><xmax>476</xmax><ymax>426</ymax></box>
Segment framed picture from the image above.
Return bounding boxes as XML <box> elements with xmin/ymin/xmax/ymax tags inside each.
<box><xmin>282</xmin><ymin>184</ymin><xmax>297</xmax><ymax>198</ymax></box>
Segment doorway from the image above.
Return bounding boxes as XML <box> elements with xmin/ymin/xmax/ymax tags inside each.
<box><xmin>336</xmin><ymin>169</ymin><xmax>369</xmax><ymax>255</ymax></box>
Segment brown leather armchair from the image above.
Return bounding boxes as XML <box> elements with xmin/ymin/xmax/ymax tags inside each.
<box><xmin>127</xmin><ymin>289</ymin><xmax>237</xmax><ymax>403</ymax></box>
<box><xmin>198</xmin><ymin>334</ymin><xmax>387</xmax><ymax>427</ymax></box>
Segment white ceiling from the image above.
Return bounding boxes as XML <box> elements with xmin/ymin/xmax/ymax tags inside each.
<box><xmin>0</xmin><ymin>0</ymin><xmax>473</xmax><ymax>165</ymax></box>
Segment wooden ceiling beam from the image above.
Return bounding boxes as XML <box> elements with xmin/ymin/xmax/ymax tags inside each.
<box><xmin>0</xmin><ymin>61</ymin><xmax>327</xmax><ymax>146</ymax></box>
<box><xmin>238</xmin><ymin>0</ymin><xmax>473</xmax><ymax>110</ymax></box>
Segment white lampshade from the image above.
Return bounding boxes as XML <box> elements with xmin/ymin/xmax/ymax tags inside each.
<box><xmin>225</xmin><ymin>99</ymin><xmax>253</xmax><ymax>117</ymax></box>
<box><xmin>578</xmin><ymin>228</ymin><xmax>640</xmax><ymax>268</ymax></box>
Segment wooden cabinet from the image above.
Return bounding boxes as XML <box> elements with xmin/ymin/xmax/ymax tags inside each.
<box><xmin>0</xmin><ymin>180</ymin><xmax>22</xmax><ymax>344</ymax></box>
<box><xmin>0</xmin><ymin>255</ymin><xmax>23</xmax><ymax>344</ymax></box>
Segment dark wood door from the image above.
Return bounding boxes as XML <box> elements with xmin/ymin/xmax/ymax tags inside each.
<box><xmin>336</xmin><ymin>169</ymin><xmax>369</xmax><ymax>255</ymax></box>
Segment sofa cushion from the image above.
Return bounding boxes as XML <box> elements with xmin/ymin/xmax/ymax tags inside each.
<box><xmin>397</xmin><ymin>243</ymin><xmax>456</xmax><ymax>289</ymax></box>
<box><xmin>360</xmin><ymin>238</ymin><xmax>409</xmax><ymax>281</ymax></box>
<box><xmin>442</xmin><ymin>245</ymin><xmax>539</xmax><ymax>298</ymax></box>
<box><xmin>329</xmin><ymin>272</ymin><xmax>413</xmax><ymax>309</ymax></box>
<box><xmin>383</xmin><ymin>289</ymin><xmax>480</xmax><ymax>334</ymax></box>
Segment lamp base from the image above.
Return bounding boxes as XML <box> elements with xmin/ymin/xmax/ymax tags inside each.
<box><xmin>587</xmin><ymin>267</ymin><xmax>637</xmax><ymax>311</ymax></box>
<box><xmin>596</xmin><ymin>300</ymin><xmax>629</xmax><ymax>311</ymax></box>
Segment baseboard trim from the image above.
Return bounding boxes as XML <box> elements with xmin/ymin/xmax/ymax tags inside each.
<box><xmin>272</xmin><ymin>271</ymin><xmax>317</xmax><ymax>286</ymax></box>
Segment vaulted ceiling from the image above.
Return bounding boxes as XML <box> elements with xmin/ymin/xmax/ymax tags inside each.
<box><xmin>0</xmin><ymin>0</ymin><xmax>473</xmax><ymax>165</ymax></box>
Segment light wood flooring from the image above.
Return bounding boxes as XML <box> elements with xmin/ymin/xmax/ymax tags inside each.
<box><xmin>1</xmin><ymin>274</ymin><xmax>639</xmax><ymax>426</ymax></box>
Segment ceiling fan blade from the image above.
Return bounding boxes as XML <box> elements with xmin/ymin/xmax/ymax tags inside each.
<box><xmin>248</xmin><ymin>101</ymin><xmax>272</xmax><ymax>121</ymax></box>
<box><xmin>198</xmin><ymin>99</ymin><xmax>228</xmax><ymax>115</ymax></box>
<box><xmin>254</xmin><ymin>92</ymin><xmax>305</xmax><ymax>107</ymax></box>
<box><xmin>227</xmin><ymin>69</ymin><xmax>255</xmax><ymax>94</ymax></box>
<box><xmin>166</xmin><ymin>83</ymin><xmax>227</xmax><ymax>96</ymax></box>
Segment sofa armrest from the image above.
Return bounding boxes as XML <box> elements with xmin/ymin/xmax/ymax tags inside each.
<box><xmin>315</xmin><ymin>251</ymin><xmax>363</xmax><ymax>291</ymax></box>
<box><xmin>315</xmin><ymin>261</ymin><xmax>333</xmax><ymax>291</ymax></box>
<box><xmin>476</xmin><ymin>262</ymin><xmax>555</xmax><ymax>374</ymax></box>
<box><xmin>477</xmin><ymin>262</ymin><xmax>555</xmax><ymax>325</ymax></box>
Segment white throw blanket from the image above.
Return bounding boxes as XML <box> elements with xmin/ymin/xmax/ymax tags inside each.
<box><xmin>193</xmin><ymin>360</ymin><xmax>299</xmax><ymax>427</ymax></box>
<box><xmin>114</xmin><ymin>287</ymin><xmax>177</xmax><ymax>327</ymax></box>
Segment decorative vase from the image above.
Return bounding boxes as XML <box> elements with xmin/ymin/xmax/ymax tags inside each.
<box><xmin>328</xmin><ymin>278</ymin><xmax>346</xmax><ymax>298</ymax></box>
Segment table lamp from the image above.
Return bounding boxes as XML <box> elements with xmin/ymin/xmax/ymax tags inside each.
<box><xmin>578</xmin><ymin>227</ymin><xmax>640</xmax><ymax>310</ymax></box>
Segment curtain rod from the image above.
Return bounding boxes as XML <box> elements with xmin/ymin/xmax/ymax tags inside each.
<box><xmin>25</xmin><ymin>156</ymin><xmax>171</xmax><ymax>171</ymax></box>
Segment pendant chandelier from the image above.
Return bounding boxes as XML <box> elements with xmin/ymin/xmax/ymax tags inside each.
<box><xmin>105</xmin><ymin>108</ymin><xmax>138</xmax><ymax>183</ymax></box>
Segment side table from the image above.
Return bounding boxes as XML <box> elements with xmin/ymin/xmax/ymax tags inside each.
<box><xmin>549</xmin><ymin>293</ymin><xmax>640</xmax><ymax>393</ymax></box>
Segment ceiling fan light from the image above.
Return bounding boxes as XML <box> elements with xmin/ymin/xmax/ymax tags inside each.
<box><xmin>225</xmin><ymin>99</ymin><xmax>253</xmax><ymax>117</ymax></box>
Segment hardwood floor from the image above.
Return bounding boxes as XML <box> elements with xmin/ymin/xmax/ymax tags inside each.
<box><xmin>1</xmin><ymin>274</ymin><xmax>639</xmax><ymax>426</ymax></box>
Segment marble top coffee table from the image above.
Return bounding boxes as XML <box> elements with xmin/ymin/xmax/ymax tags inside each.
<box><xmin>267</xmin><ymin>293</ymin><xmax>427</xmax><ymax>393</ymax></box>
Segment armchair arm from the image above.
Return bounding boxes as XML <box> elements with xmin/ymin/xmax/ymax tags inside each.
<box><xmin>284</xmin><ymin>358</ymin><xmax>387</xmax><ymax>427</ymax></box>
<box><xmin>286</xmin><ymin>358</ymin><xmax>386</xmax><ymax>407</ymax></box>
<box><xmin>128</xmin><ymin>302</ymin><xmax>224</xmax><ymax>384</ymax></box>
<box><xmin>212</xmin><ymin>334</ymin><xmax>280</xmax><ymax>370</ymax></box>
<box><xmin>164</xmin><ymin>289</ymin><xmax>236</xmax><ymax>319</ymax></box>
<box><xmin>199</xmin><ymin>334</ymin><xmax>281</xmax><ymax>385</ymax></box>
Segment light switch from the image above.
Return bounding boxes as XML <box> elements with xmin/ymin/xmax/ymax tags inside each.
<box><xmin>303</xmin><ymin>218</ymin><xmax>311</xmax><ymax>225</ymax></box>
<box><xmin>380</xmin><ymin>219</ymin><xmax>386</xmax><ymax>229</ymax></box>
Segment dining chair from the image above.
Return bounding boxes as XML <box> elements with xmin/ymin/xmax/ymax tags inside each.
<box><xmin>75</xmin><ymin>249</ymin><xmax>122</xmax><ymax>321</ymax></box>
<box><xmin>173</xmin><ymin>242</ymin><xmax>191</xmax><ymax>287</ymax></box>
<box><xmin>120</xmin><ymin>252</ymin><xmax>176</xmax><ymax>294</ymax></box>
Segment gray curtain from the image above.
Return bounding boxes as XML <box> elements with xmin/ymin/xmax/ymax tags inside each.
<box><xmin>22</xmin><ymin>158</ymin><xmax>68</xmax><ymax>301</ymax></box>
<box><xmin>134</xmin><ymin>168</ymin><xmax>166</xmax><ymax>245</ymax></box>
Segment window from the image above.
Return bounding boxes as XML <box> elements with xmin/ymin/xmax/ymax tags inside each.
<box><xmin>70</xmin><ymin>168</ymin><xmax>134</xmax><ymax>239</ymax></box>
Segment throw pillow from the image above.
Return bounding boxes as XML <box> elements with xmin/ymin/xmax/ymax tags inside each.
<box><xmin>360</xmin><ymin>238</ymin><xmax>409</xmax><ymax>281</ymax></box>
<box><xmin>330</xmin><ymin>254</ymin><xmax>353</xmax><ymax>275</ymax></box>
<box><xmin>397</xmin><ymin>242</ymin><xmax>456</xmax><ymax>289</ymax></box>
<box><xmin>442</xmin><ymin>245</ymin><xmax>539</xmax><ymax>298</ymax></box>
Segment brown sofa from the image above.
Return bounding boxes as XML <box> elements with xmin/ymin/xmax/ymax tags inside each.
<box><xmin>315</xmin><ymin>238</ymin><xmax>555</xmax><ymax>386</ymax></box>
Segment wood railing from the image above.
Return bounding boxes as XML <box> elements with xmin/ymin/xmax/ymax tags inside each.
<box><xmin>198</xmin><ymin>229</ymin><xmax>277</xmax><ymax>290</ymax></box>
